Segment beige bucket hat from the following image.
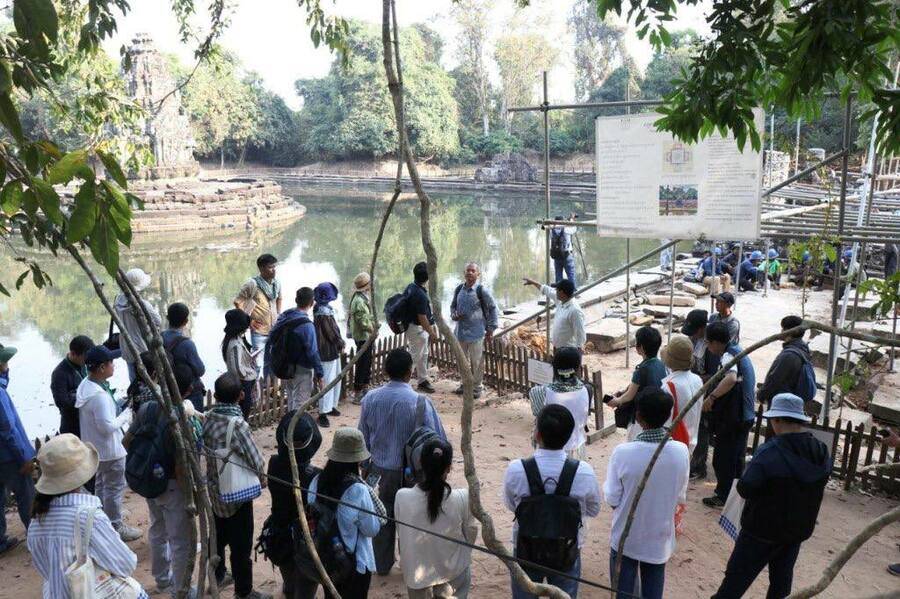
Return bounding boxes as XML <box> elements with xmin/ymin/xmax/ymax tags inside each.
<box><xmin>326</xmin><ymin>427</ymin><xmax>371</xmax><ymax>464</ymax></box>
<box><xmin>35</xmin><ymin>434</ymin><xmax>100</xmax><ymax>495</ymax></box>
<box><xmin>353</xmin><ymin>272</ymin><xmax>371</xmax><ymax>290</ymax></box>
<box><xmin>661</xmin><ymin>334</ymin><xmax>694</xmax><ymax>371</ymax></box>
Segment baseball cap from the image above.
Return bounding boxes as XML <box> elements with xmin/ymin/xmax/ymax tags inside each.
<box><xmin>84</xmin><ymin>345</ymin><xmax>121</xmax><ymax>368</ymax></box>
<box><xmin>715</xmin><ymin>291</ymin><xmax>736</xmax><ymax>306</ymax></box>
<box><xmin>0</xmin><ymin>343</ymin><xmax>17</xmax><ymax>364</ymax></box>
<box><xmin>681</xmin><ymin>309</ymin><xmax>709</xmax><ymax>336</ymax></box>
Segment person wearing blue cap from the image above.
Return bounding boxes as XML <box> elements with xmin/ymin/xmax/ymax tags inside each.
<box><xmin>0</xmin><ymin>342</ymin><xmax>35</xmax><ymax>555</ymax></box>
<box><xmin>712</xmin><ymin>393</ymin><xmax>830</xmax><ymax>599</ymax></box>
<box><xmin>698</xmin><ymin>247</ymin><xmax>732</xmax><ymax>295</ymax></box>
<box><xmin>759</xmin><ymin>248</ymin><xmax>782</xmax><ymax>289</ymax></box>
<box><xmin>735</xmin><ymin>251</ymin><xmax>763</xmax><ymax>291</ymax></box>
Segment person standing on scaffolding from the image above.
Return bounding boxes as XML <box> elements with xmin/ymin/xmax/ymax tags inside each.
<box><xmin>550</xmin><ymin>212</ymin><xmax>579</xmax><ymax>287</ymax></box>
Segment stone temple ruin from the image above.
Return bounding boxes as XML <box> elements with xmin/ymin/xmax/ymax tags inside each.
<box><xmin>474</xmin><ymin>152</ymin><xmax>538</xmax><ymax>184</ymax></box>
<box><xmin>91</xmin><ymin>34</ymin><xmax>305</xmax><ymax>234</ymax></box>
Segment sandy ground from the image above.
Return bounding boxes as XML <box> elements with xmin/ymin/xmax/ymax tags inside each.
<box><xmin>2</xmin><ymin>288</ymin><xmax>898</xmax><ymax>598</ymax></box>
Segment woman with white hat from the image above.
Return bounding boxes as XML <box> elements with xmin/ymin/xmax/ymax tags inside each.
<box><xmin>114</xmin><ymin>267</ymin><xmax>161</xmax><ymax>382</ymax></box>
<box><xmin>307</xmin><ymin>427</ymin><xmax>382</xmax><ymax>598</ymax></box>
<box><xmin>27</xmin><ymin>434</ymin><xmax>148</xmax><ymax>599</ymax></box>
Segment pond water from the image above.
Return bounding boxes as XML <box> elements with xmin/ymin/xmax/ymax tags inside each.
<box><xmin>1</xmin><ymin>185</ymin><xmax>666</xmax><ymax>439</ymax></box>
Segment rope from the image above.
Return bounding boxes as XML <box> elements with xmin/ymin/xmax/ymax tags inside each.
<box><xmin>190</xmin><ymin>444</ymin><xmax>640</xmax><ymax>598</ymax></box>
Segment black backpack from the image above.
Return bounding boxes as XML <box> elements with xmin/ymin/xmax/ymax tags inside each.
<box><xmin>125</xmin><ymin>401</ymin><xmax>174</xmax><ymax>499</ymax></box>
<box><xmin>384</xmin><ymin>291</ymin><xmax>410</xmax><ymax>334</ymax></box>
<box><xmin>403</xmin><ymin>395</ymin><xmax>442</xmax><ymax>486</ymax></box>
<box><xmin>295</xmin><ymin>475</ymin><xmax>360</xmax><ymax>585</ymax></box>
<box><xmin>549</xmin><ymin>227</ymin><xmax>569</xmax><ymax>260</ymax></box>
<box><xmin>452</xmin><ymin>283</ymin><xmax>488</xmax><ymax>321</ymax></box>
<box><xmin>268</xmin><ymin>315</ymin><xmax>311</xmax><ymax>380</ymax></box>
<box><xmin>514</xmin><ymin>457</ymin><xmax>582</xmax><ymax>572</ymax></box>
<box><xmin>256</xmin><ymin>464</ymin><xmax>320</xmax><ymax>568</ymax></box>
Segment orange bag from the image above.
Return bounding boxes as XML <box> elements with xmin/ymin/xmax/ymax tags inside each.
<box><xmin>666</xmin><ymin>381</ymin><xmax>692</xmax><ymax>447</ymax></box>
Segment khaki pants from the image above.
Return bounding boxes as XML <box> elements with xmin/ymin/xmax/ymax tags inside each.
<box><xmin>704</xmin><ymin>274</ymin><xmax>732</xmax><ymax>295</ymax></box>
<box><xmin>459</xmin><ymin>339</ymin><xmax>484</xmax><ymax>391</ymax></box>
<box><xmin>406</xmin><ymin>324</ymin><xmax>430</xmax><ymax>384</ymax></box>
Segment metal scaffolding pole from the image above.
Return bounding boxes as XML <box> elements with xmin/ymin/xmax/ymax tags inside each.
<box><xmin>667</xmin><ymin>241</ymin><xmax>678</xmax><ymax>342</ymax></box>
<box><xmin>543</xmin><ymin>71</ymin><xmax>551</xmax><ymax>353</ymax></box>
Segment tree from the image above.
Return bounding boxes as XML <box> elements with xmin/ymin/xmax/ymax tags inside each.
<box><xmin>452</xmin><ymin>0</ymin><xmax>492</xmax><ymax>135</ymax></box>
<box><xmin>244</xmin><ymin>74</ymin><xmax>303</xmax><ymax>166</ymax></box>
<box><xmin>494</xmin><ymin>31</ymin><xmax>558</xmax><ymax>132</ymax></box>
<box><xmin>641</xmin><ymin>29</ymin><xmax>699</xmax><ymax>100</ymax></box>
<box><xmin>568</xmin><ymin>0</ymin><xmax>634</xmax><ymax>101</ymax></box>
<box><xmin>296</xmin><ymin>20</ymin><xmax>460</xmax><ymax>161</ymax></box>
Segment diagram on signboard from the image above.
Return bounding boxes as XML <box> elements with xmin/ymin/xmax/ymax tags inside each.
<box><xmin>658</xmin><ymin>184</ymin><xmax>699</xmax><ymax>215</ymax></box>
<box><xmin>662</xmin><ymin>141</ymin><xmax>694</xmax><ymax>173</ymax></box>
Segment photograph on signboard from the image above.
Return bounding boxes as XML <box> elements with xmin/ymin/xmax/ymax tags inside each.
<box><xmin>658</xmin><ymin>184</ymin><xmax>699</xmax><ymax>216</ymax></box>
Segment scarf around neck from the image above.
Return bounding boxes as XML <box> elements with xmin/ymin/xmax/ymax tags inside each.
<box><xmin>253</xmin><ymin>275</ymin><xmax>279</xmax><ymax>301</ymax></box>
<box><xmin>636</xmin><ymin>427</ymin><xmax>668</xmax><ymax>443</ymax></box>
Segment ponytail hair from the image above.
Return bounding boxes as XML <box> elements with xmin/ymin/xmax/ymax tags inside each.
<box><xmin>418</xmin><ymin>438</ymin><xmax>453</xmax><ymax>523</ymax></box>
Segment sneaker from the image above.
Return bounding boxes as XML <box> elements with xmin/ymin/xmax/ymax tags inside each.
<box><xmin>329</xmin><ymin>408</ymin><xmax>341</xmax><ymax>417</ymax></box>
<box><xmin>117</xmin><ymin>524</ymin><xmax>142</xmax><ymax>542</ymax></box>
<box><xmin>473</xmin><ymin>389</ymin><xmax>482</xmax><ymax>400</ymax></box>
<box><xmin>453</xmin><ymin>385</ymin><xmax>464</xmax><ymax>395</ymax></box>
<box><xmin>689</xmin><ymin>471</ymin><xmax>706</xmax><ymax>481</ymax></box>
<box><xmin>418</xmin><ymin>381</ymin><xmax>436</xmax><ymax>393</ymax></box>
<box><xmin>213</xmin><ymin>572</ymin><xmax>234</xmax><ymax>590</ymax></box>
<box><xmin>0</xmin><ymin>536</ymin><xmax>20</xmax><ymax>555</ymax></box>
<box><xmin>889</xmin><ymin>563</ymin><xmax>900</xmax><ymax>577</ymax></box>
<box><xmin>237</xmin><ymin>591</ymin><xmax>273</xmax><ymax>599</ymax></box>
<box><xmin>317</xmin><ymin>414</ymin><xmax>330</xmax><ymax>428</ymax></box>
<box><xmin>702</xmin><ymin>496</ymin><xmax>727</xmax><ymax>509</ymax></box>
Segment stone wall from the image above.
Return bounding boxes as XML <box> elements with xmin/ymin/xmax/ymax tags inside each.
<box><xmin>763</xmin><ymin>150</ymin><xmax>791</xmax><ymax>188</ymax></box>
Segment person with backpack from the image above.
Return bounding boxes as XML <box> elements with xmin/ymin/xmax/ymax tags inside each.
<box><xmin>549</xmin><ymin>213</ymin><xmax>578</xmax><ymax>287</ymax></box>
<box><xmin>75</xmin><ymin>345</ymin><xmax>142</xmax><ymax>542</ymax></box>
<box><xmin>757</xmin><ymin>315</ymin><xmax>816</xmax><ymax>408</ymax></box>
<box><xmin>223</xmin><ymin>309</ymin><xmax>259</xmax><ymax>420</ymax></box>
<box><xmin>405</xmin><ymin>261</ymin><xmax>438</xmax><ymax>393</ymax></box>
<box><xmin>522</xmin><ymin>277</ymin><xmax>586</xmax><ymax>351</ymax></box>
<box><xmin>124</xmin><ymin>363</ymin><xmax>197</xmax><ymax>598</ymax></box>
<box><xmin>269</xmin><ymin>287</ymin><xmax>324</xmax><ymax>411</ymax></box>
<box><xmin>202</xmin><ymin>373</ymin><xmax>270</xmax><ymax>599</ymax></box>
<box><xmin>450</xmin><ymin>262</ymin><xmax>499</xmax><ymax>400</ymax></box>
<box><xmin>307</xmin><ymin>427</ymin><xmax>383</xmax><ymax>598</ymax></box>
<box><xmin>27</xmin><ymin>434</ymin><xmax>148</xmax><ymax>599</ymax></box>
<box><xmin>701</xmin><ymin>320</ymin><xmax>757</xmax><ymax>509</ymax></box>
<box><xmin>604</xmin><ymin>388</ymin><xmax>690</xmax><ymax>599</ymax></box>
<box><xmin>125</xmin><ymin>352</ymin><xmax>159</xmax><ymax>414</ymax></box>
<box><xmin>114</xmin><ymin>267</ymin><xmax>161</xmax><ymax>382</ymax></box>
<box><xmin>314</xmin><ymin>282</ymin><xmax>346</xmax><ymax>428</ymax></box>
<box><xmin>263</xmin><ymin>410</ymin><xmax>322</xmax><ymax>599</ymax></box>
<box><xmin>503</xmin><ymin>404</ymin><xmax>601</xmax><ymax>598</ymax></box>
<box><xmin>50</xmin><ymin>335</ymin><xmax>94</xmax><ymax>437</ymax></box>
<box><xmin>358</xmin><ymin>348</ymin><xmax>447</xmax><ymax>575</ymax></box>
<box><xmin>348</xmin><ymin>272</ymin><xmax>376</xmax><ymax>403</ymax></box>
<box><xmin>528</xmin><ymin>347</ymin><xmax>590</xmax><ymax>459</ymax></box>
<box><xmin>396</xmin><ymin>438</ymin><xmax>478</xmax><ymax>598</ymax></box>
<box><xmin>712</xmin><ymin>393</ymin><xmax>831</xmax><ymax>599</ymax></box>
<box><xmin>162</xmin><ymin>302</ymin><xmax>207</xmax><ymax>413</ymax></box>
<box><xmin>234</xmin><ymin>254</ymin><xmax>283</xmax><ymax>379</ymax></box>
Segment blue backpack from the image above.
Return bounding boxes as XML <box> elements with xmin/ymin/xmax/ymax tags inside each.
<box><xmin>784</xmin><ymin>347</ymin><xmax>817</xmax><ymax>402</ymax></box>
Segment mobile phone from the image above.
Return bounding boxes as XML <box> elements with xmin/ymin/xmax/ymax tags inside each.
<box><xmin>366</xmin><ymin>472</ymin><xmax>382</xmax><ymax>488</ymax></box>
<box><xmin>602</xmin><ymin>394</ymin><xmax>615</xmax><ymax>404</ymax></box>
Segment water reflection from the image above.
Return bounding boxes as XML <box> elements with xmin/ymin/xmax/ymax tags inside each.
<box><xmin>0</xmin><ymin>188</ymin><xmax>662</xmax><ymax>438</ymax></box>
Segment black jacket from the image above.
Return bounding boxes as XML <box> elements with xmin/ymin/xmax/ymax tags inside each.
<box><xmin>738</xmin><ymin>432</ymin><xmax>830</xmax><ymax>544</ymax></box>
<box><xmin>50</xmin><ymin>358</ymin><xmax>86</xmax><ymax>436</ymax></box>
<box><xmin>757</xmin><ymin>339</ymin><xmax>811</xmax><ymax>406</ymax></box>
<box><xmin>267</xmin><ymin>454</ymin><xmax>320</xmax><ymax>525</ymax></box>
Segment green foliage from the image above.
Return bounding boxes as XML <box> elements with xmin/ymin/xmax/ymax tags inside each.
<box><xmin>296</xmin><ymin>21</ymin><xmax>460</xmax><ymax>161</ymax></box>
<box><xmin>243</xmin><ymin>75</ymin><xmax>303</xmax><ymax>166</ymax></box>
<box><xmin>462</xmin><ymin>130</ymin><xmax>523</xmax><ymax>159</ymax></box>
<box><xmin>859</xmin><ymin>272</ymin><xmax>900</xmax><ymax>319</ymax></box>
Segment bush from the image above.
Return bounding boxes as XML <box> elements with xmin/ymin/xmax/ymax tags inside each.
<box><xmin>463</xmin><ymin>130</ymin><xmax>523</xmax><ymax>159</ymax></box>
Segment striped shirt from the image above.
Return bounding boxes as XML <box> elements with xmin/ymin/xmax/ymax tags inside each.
<box><xmin>358</xmin><ymin>381</ymin><xmax>446</xmax><ymax>470</ymax></box>
<box><xmin>26</xmin><ymin>492</ymin><xmax>148</xmax><ymax>599</ymax></box>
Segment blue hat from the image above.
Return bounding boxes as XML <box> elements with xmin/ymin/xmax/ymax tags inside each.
<box><xmin>842</xmin><ymin>249</ymin><xmax>853</xmax><ymax>260</ymax></box>
<box><xmin>763</xmin><ymin>393</ymin><xmax>811</xmax><ymax>422</ymax></box>
<box><xmin>767</xmin><ymin>248</ymin><xmax>778</xmax><ymax>259</ymax></box>
<box><xmin>750</xmin><ymin>250</ymin><xmax>763</xmax><ymax>261</ymax></box>
<box><xmin>713</xmin><ymin>247</ymin><xmax>723</xmax><ymax>256</ymax></box>
<box><xmin>84</xmin><ymin>345</ymin><xmax>121</xmax><ymax>368</ymax></box>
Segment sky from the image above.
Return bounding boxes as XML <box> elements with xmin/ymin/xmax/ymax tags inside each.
<box><xmin>103</xmin><ymin>0</ymin><xmax>712</xmax><ymax>110</ymax></box>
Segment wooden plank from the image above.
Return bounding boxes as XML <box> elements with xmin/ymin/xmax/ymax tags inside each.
<box><xmin>844</xmin><ymin>424</ymin><xmax>864</xmax><ymax>491</ymax></box>
<box><xmin>838</xmin><ymin>420</ymin><xmax>853</xmax><ymax>480</ymax></box>
<box><xmin>861</xmin><ymin>426</ymin><xmax>878</xmax><ymax>489</ymax></box>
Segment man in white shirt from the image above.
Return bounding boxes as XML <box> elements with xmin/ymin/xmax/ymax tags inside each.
<box><xmin>503</xmin><ymin>404</ymin><xmax>601</xmax><ymax>598</ymax></box>
<box><xmin>522</xmin><ymin>278</ymin><xmax>586</xmax><ymax>351</ymax></box>
<box><xmin>604</xmin><ymin>388</ymin><xmax>690</xmax><ymax>599</ymax></box>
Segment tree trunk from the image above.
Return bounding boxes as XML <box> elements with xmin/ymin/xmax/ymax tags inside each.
<box><xmin>238</xmin><ymin>141</ymin><xmax>248</xmax><ymax>166</ymax></box>
<box><xmin>220</xmin><ymin>147</ymin><xmax>225</xmax><ymax>169</ymax></box>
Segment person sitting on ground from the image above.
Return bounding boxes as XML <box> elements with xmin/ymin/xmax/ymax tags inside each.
<box><xmin>202</xmin><ymin>373</ymin><xmax>270</xmax><ymax>599</ymax></box>
<box><xmin>757</xmin><ymin>315</ymin><xmax>815</xmax><ymax>408</ymax></box>
<box><xmin>115</xmin><ymin>267</ymin><xmax>161</xmax><ymax>382</ymax></box>
<box><xmin>759</xmin><ymin>249</ymin><xmax>782</xmax><ymax>289</ymax></box>
<box><xmin>50</xmin><ymin>335</ymin><xmax>94</xmax><ymax>437</ymax></box>
<box><xmin>503</xmin><ymin>404</ymin><xmax>601</xmax><ymax>599</ymax></box>
<box><xmin>709</xmin><ymin>292</ymin><xmax>741</xmax><ymax>345</ymax></box>
<box><xmin>660</xmin><ymin>334</ymin><xmax>704</xmax><ymax>453</ymax></box>
<box><xmin>396</xmin><ymin>438</ymin><xmax>478</xmax><ymax>599</ymax></box>
<box><xmin>604</xmin><ymin>388</ymin><xmax>690</xmax><ymax>599</ymax></box>
<box><xmin>358</xmin><ymin>348</ymin><xmax>447</xmax><ymax>576</ymax></box>
<box><xmin>528</xmin><ymin>347</ymin><xmax>590</xmax><ymax>459</ymax></box>
<box><xmin>0</xmin><ymin>344</ymin><xmax>35</xmax><ymax>555</ymax></box>
<box><xmin>270</xmin><ymin>287</ymin><xmax>324</xmax><ymax>411</ymax></box>
<box><xmin>405</xmin><ymin>261</ymin><xmax>438</xmax><ymax>393</ymax></box>
<box><xmin>313</xmin><ymin>282</ymin><xmax>346</xmax><ymax>428</ymax></box>
<box><xmin>712</xmin><ymin>393</ymin><xmax>830</xmax><ymax>599</ymax></box>
<box><xmin>522</xmin><ymin>277</ymin><xmax>586</xmax><ymax>351</ymax></box>
<box><xmin>124</xmin><ymin>363</ymin><xmax>197</xmax><ymax>598</ymax></box>
<box><xmin>608</xmin><ymin>326</ymin><xmax>667</xmax><ymax>440</ymax></box>
<box><xmin>701</xmin><ymin>321</ymin><xmax>757</xmax><ymax>509</ymax></box>
<box><xmin>721</xmin><ymin>243</ymin><xmax>741</xmax><ymax>276</ymax></box>
<box><xmin>308</xmin><ymin>427</ymin><xmax>383</xmax><ymax>598</ymax></box>
<box><xmin>736</xmin><ymin>251</ymin><xmax>763</xmax><ymax>292</ymax></box>
<box><xmin>265</xmin><ymin>410</ymin><xmax>322</xmax><ymax>599</ymax></box>
<box><xmin>348</xmin><ymin>272</ymin><xmax>376</xmax><ymax>403</ymax></box>
<box><xmin>162</xmin><ymin>302</ymin><xmax>206</xmax><ymax>413</ymax></box>
<box><xmin>699</xmin><ymin>247</ymin><xmax>732</xmax><ymax>295</ymax></box>
<box><xmin>125</xmin><ymin>352</ymin><xmax>158</xmax><ymax>414</ymax></box>
<box><xmin>75</xmin><ymin>345</ymin><xmax>141</xmax><ymax>542</ymax></box>
<box><xmin>222</xmin><ymin>309</ymin><xmax>259</xmax><ymax>420</ymax></box>
<box><xmin>27</xmin><ymin>434</ymin><xmax>149</xmax><ymax>599</ymax></box>
<box><xmin>451</xmin><ymin>262</ymin><xmax>499</xmax><ymax>400</ymax></box>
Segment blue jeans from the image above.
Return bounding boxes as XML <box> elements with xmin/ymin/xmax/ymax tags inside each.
<box><xmin>712</xmin><ymin>531</ymin><xmax>801</xmax><ymax>599</ymax></box>
<box><xmin>510</xmin><ymin>551</ymin><xmax>581</xmax><ymax>599</ymax></box>
<box><xmin>0</xmin><ymin>460</ymin><xmax>35</xmax><ymax>544</ymax></box>
<box><xmin>250</xmin><ymin>331</ymin><xmax>269</xmax><ymax>379</ymax></box>
<box><xmin>609</xmin><ymin>550</ymin><xmax>666</xmax><ymax>599</ymax></box>
<box><xmin>554</xmin><ymin>254</ymin><xmax>577</xmax><ymax>288</ymax></box>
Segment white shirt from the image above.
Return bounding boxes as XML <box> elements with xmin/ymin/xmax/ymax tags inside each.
<box><xmin>503</xmin><ymin>448</ymin><xmax>601</xmax><ymax>547</ymax></box>
<box><xmin>75</xmin><ymin>378</ymin><xmax>130</xmax><ymax>462</ymax></box>
<box><xmin>603</xmin><ymin>439</ymin><xmax>689</xmax><ymax>564</ymax></box>
<box><xmin>545</xmin><ymin>386</ymin><xmax>590</xmax><ymax>452</ymax></box>
<box><xmin>396</xmin><ymin>487</ymin><xmax>478</xmax><ymax>590</ymax></box>
<box><xmin>662</xmin><ymin>370</ymin><xmax>704</xmax><ymax>453</ymax></box>
<box><xmin>541</xmin><ymin>285</ymin><xmax>586</xmax><ymax>349</ymax></box>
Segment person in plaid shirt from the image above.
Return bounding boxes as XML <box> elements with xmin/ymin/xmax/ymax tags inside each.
<box><xmin>202</xmin><ymin>373</ymin><xmax>270</xmax><ymax>599</ymax></box>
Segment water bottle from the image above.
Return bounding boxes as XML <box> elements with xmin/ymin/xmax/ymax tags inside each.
<box><xmin>331</xmin><ymin>535</ymin><xmax>349</xmax><ymax>566</ymax></box>
<box><xmin>153</xmin><ymin>463</ymin><xmax>165</xmax><ymax>480</ymax></box>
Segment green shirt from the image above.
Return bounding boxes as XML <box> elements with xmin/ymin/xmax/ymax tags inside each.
<box><xmin>349</xmin><ymin>291</ymin><xmax>375</xmax><ymax>341</ymax></box>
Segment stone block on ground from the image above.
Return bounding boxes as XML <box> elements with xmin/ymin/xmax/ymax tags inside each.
<box><xmin>647</xmin><ymin>294</ymin><xmax>696</xmax><ymax>307</ymax></box>
<box><xmin>869</xmin><ymin>386</ymin><xmax>900</xmax><ymax>425</ymax></box>
<box><xmin>630</xmin><ymin>315</ymin><xmax>654</xmax><ymax>326</ymax></box>
<box><xmin>678</xmin><ymin>281</ymin><xmax>709</xmax><ymax>296</ymax></box>
<box><xmin>586</xmin><ymin>319</ymin><xmax>634</xmax><ymax>353</ymax></box>
<box><xmin>642</xmin><ymin>306</ymin><xmax>691</xmax><ymax>320</ymax></box>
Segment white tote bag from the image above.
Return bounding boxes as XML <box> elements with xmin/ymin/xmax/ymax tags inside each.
<box><xmin>215</xmin><ymin>417</ymin><xmax>262</xmax><ymax>504</ymax></box>
<box><xmin>65</xmin><ymin>507</ymin><xmax>142</xmax><ymax>599</ymax></box>
<box><xmin>718</xmin><ymin>481</ymin><xmax>746</xmax><ymax>541</ymax></box>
